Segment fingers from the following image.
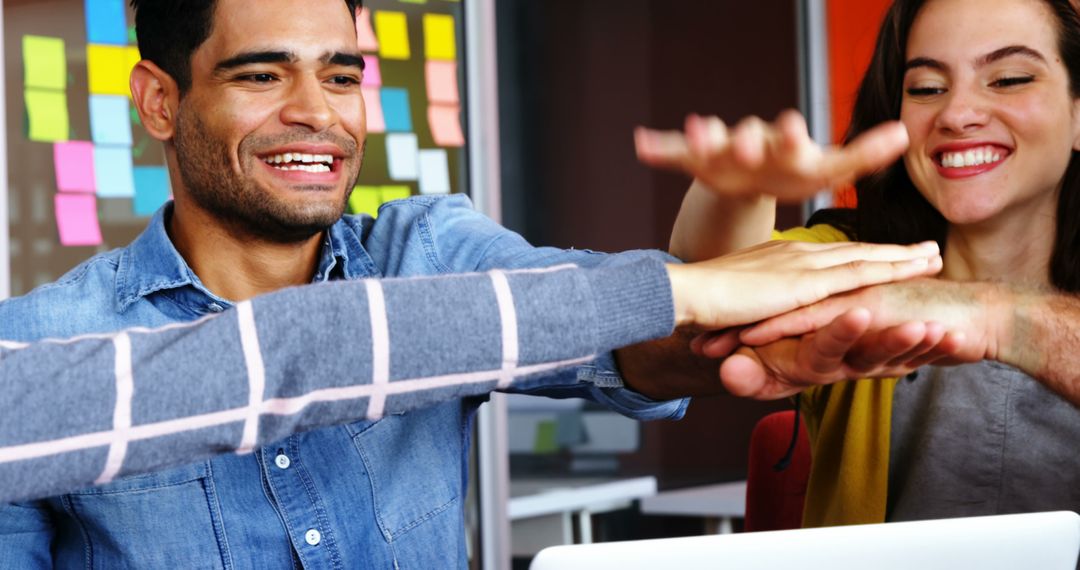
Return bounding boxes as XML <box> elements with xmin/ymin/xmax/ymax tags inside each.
<box><xmin>634</xmin><ymin>127</ymin><xmax>691</xmax><ymax>169</ymax></box>
<box><xmin>696</xmin><ymin>328</ymin><xmax>743</xmax><ymax>359</ymax></box>
<box><xmin>796</xmin><ymin>308</ymin><xmax>873</xmax><ymax>375</ymax></box>
<box><xmin>819</xmin><ymin>121</ymin><xmax>909</xmax><ymax>185</ymax></box>
<box><xmin>806</xmin><ymin>240</ymin><xmax>941</xmax><ymax>266</ymax></box>
<box><xmin>719</xmin><ymin>350</ymin><xmax>770</xmax><ymax>398</ymax></box>
<box><xmin>776</xmin><ymin>109</ymin><xmax>811</xmax><ymax>154</ymax></box>
<box><xmin>843</xmin><ymin>321</ymin><xmax>930</xmax><ymax>373</ymax></box>
<box><xmin>730</xmin><ymin>115</ymin><xmax>768</xmax><ymax>167</ymax></box>
<box><xmin>741</xmin><ymin>302</ymin><xmax>848</xmax><ymax>346</ymax></box>
<box><xmin>810</xmin><ymin>255</ymin><xmax>940</xmax><ymax>306</ymax></box>
<box><xmin>685</xmin><ymin>114</ymin><xmax>730</xmax><ymax>163</ymax></box>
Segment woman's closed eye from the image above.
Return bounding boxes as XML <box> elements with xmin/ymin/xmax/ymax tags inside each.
<box><xmin>990</xmin><ymin>75</ymin><xmax>1035</xmax><ymax>88</ymax></box>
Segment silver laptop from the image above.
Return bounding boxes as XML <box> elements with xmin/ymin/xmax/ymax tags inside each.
<box><xmin>531</xmin><ymin>511</ymin><xmax>1080</xmax><ymax>570</ymax></box>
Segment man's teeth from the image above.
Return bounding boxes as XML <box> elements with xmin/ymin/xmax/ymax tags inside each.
<box><xmin>939</xmin><ymin>147</ymin><xmax>1005</xmax><ymax>168</ymax></box>
<box><xmin>263</xmin><ymin>153</ymin><xmax>334</xmax><ymax>172</ymax></box>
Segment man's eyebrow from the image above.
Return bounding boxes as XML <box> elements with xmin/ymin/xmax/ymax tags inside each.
<box><xmin>977</xmin><ymin>45</ymin><xmax>1047</xmax><ymax>66</ymax></box>
<box><xmin>214</xmin><ymin>51</ymin><xmax>295</xmax><ymax>73</ymax></box>
<box><xmin>325</xmin><ymin>52</ymin><xmax>366</xmax><ymax>70</ymax></box>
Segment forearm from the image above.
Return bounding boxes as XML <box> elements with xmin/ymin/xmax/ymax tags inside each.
<box><xmin>996</xmin><ymin>286</ymin><xmax>1080</xmax><ymax>406</ymax></box>
<box><xmin>669</xmin><ymin>179</ymin><xmax>775</xmax><ymax>261</ymax></box>
<box><xmin>0</xmin><ymin>259</ymin><xmax>676</xmax><ymax>502</ymax></box>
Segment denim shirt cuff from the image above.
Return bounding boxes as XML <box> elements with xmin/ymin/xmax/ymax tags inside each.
<box><xmin>577</xmin><ymin>352</ymin><xmax>689</xmax><ymax>421</ymax></box>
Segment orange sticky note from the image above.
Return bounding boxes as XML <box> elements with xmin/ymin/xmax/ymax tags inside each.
<box><xmin>356</xmin><ymin>7</ymin><xmax>379</xmax><ymax>52</ymax></box>
<box><xmin>428</xmin><ymin>104</ymin><xmax>464</xmax><ymax>147</ymax></box>
<box><xmin>425</xmin><ymin>60</ymin><xmax>459</xmax><ymax>105</ymax></box>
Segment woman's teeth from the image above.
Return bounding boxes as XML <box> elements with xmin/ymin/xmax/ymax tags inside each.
<box><xmin>939</xmin><ymin>147</ymin><xmax>1004</xmax><ymax>169</ymax></box>
<box><xmin>263</xmin><ymin>153</ymin><xmax>334</xmax><ymax>173</ymax></box>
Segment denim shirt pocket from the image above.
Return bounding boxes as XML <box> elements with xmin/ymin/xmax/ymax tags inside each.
<box><xmin>348</xmin><ymin>403</ymin><xmax>464</xmax><ymax>542</ymax></box>
<box><xmin>60</xmin><ymin>462</ymin><xmax>229</xmax><ymax>569</ymax></box>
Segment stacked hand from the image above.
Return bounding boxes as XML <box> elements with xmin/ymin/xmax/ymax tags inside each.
<box><xmin>688</xmin><ymin>279</ymin><xmax>998</xmax><ymax>399</ymax></box>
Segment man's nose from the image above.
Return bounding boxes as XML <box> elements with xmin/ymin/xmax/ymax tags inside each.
<box><xmin>280</xmin><ymin>75</ymin><xmax>335</xmax><ymax>131</ymax></box>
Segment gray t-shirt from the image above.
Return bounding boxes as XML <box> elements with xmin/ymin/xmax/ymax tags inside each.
<box><xmin>888</xmin><ymin>361</ymin><xmax>1080</xmax><ymax>521</ymax></box>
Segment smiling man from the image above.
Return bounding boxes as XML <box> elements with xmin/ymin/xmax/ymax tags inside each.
<box><xmin>0</xmin><ymin>0</ymin><xmax>951</xmax><ymax>567</ymax></box>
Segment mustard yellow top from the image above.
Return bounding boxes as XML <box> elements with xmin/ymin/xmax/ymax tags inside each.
<box><xmin>773</xmin><ymin>224</ymin><xmax>898</xmax><ymax>527</ymax></box>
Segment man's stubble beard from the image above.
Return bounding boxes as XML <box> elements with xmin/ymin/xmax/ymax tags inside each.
<box><xmin>173</xmin><ymin>106</ymin><xmax>364</xmax><ymax>244</ymax></box>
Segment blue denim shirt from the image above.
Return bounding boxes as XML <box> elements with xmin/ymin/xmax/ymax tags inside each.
<box><xmin>0</xmin><ymin>195</ymin><xmax>686</xmax><ymax>569</ymax></box>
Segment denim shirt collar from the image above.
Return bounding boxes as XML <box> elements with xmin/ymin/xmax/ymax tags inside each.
<box><xmin>114</xmin><ymin>202</ymin><xmax>379</xmax><ymax>313</ymax></box>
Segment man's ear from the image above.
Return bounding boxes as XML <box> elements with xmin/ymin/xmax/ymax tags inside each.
<box><xmin>130</xmin><ymin>60</ymin><xmax>180</xmax><ymax>141</ymax></box>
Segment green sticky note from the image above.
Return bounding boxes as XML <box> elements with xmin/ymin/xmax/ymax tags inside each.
<box><xmin>533</xmin><ymin>420</ymin><xmax>558</xmax><ymax>454</ymax></box>
<box><xmin>380</xmin><ymin>185</ymin><xmax>412</xmax><ymax>204</ymax></box>
<box><xmin>349</xmin><ymin>186</ymin><xmax>382</xmax><ymax>216</ymax></box>
<box><xmin>23</xmin><ymin>35</ymin><xmax>67</xmax><ymax>90</ymax></box>
<box><xmin>26</xmin><ymin>88</ymin><xmax>70</xmax><ymax>142</ymax></box>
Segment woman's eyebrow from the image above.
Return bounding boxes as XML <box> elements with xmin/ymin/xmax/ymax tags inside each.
<box><xmin>977</xmin><ymin>45</ymin><xmax>1047</xmax><ymax>66</ymax></box>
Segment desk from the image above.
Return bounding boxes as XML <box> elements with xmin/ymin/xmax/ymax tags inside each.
<box><xmin>639</xmin><ymin>480</ymin><xmax>747</xmax><ymax>534</ymax></box>
<box><xmin>508</xmin><ymin>476</ymin><xmax>657</xmax><ymax>555</ymax></box>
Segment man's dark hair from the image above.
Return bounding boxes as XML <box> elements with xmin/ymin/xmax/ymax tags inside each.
<box><xmin>130</xmin><ymin>0</ymin><xmax>362</xmax><ymax>93</ymax></box>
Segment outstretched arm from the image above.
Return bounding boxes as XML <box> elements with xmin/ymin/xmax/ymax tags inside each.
<box><xmin>0</xmin><ymin>242</ymin><xmax>942</xmax><ymax>502</ymax></box>
<box><xmin>636</xmin><ymin>110</ymin><xmax>909</xmax><ymax>261</ymax></box>
<box><xmin>0</xmin><ymin>261</ymin><xmax>672</xmax><ymax>503</ymax></box>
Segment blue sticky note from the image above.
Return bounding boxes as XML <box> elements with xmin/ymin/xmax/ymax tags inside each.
<box><xmin>381</xmin><ymin>88</ymin><xmax>413</xmax><ymax>132</ymax></box>
<box><xmin>89</xmin><ymin>95</ymin><xmax>132</xmax><ymax>145</ymax></box>
<box><xmin>94</xmin><ymin>145</ymin><xmax>135</xmax><ymax>197</ymax></box>
<box><xmin>85</xmin><ymin>0</ymin><xmax>128</xmax><ymax>45</ymax></box>
<box><xmin>133</xmin><ymin>166</ymin><xmax>171</xmax><ymax>216</ymax></box>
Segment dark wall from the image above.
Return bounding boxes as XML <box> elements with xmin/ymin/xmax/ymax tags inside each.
<box><xmin>497</xmin><ymin>0</ymin><xmax>801</xmax><ymax>486</ymax></box>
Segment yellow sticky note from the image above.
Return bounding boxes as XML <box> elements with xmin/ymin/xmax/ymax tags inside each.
<box><xmin>23</xmin><ymin>36</ymin><xmax>67</xmax><ymax>90</ymax></box>
<box><xmin>349</xmin><ymin>186</ymin><xmax>382</xmax><ymax>216</ymax></box>
<box><xmin>87</xmin><ymin>44</ymin><xmax>136</xmax><ymax>96</ymax></box>
<box><xmin>375</xmin><ymin>11</ymin><xmax>411</xmax><ymax>60</ymax></box>
<box><xmin>26</xmin><ymin>88</ymin><xmax>69</xmax><ymax>142</ymax></box>
<box><xmin>424</xmin><ymin>14</ymin><xmax>456</xmax><ymax>61</ymax></box>
<box><xmin>380</xmin><ymin>185</ymin><xmax>412</xmax><ymax>204</ymax></box>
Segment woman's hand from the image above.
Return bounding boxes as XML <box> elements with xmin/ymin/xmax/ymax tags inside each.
<box><xmin>636</xmin><ymin>110</ymin><xmax>909</xmax><ymax>201</ymax></box>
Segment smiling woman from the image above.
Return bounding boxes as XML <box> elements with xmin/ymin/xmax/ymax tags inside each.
<box><xmin>636</xmin><ymin>0</ymin><xmax>1080</xmax><ymax>532</ymax></box>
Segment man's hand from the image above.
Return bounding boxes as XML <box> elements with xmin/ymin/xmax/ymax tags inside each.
<box><xmin>635</xmin><ymin>110</ymin><xmax>909</xmax><ymax>202</ymax></box>
<box><xmin>696</xmin><ymin>309</ymin><xmax>971</xmax><ymax>400</ymax></box>
<box><xmin>666</xmin><ymin>240</ymin><xmax>942</xmax><ymax>330</ymax></box>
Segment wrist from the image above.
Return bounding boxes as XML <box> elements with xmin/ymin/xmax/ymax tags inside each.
<box><xmin>665</xmin><ymin>263</ymin><xmax>694</xmax><ymax>327</ymax></box>
<box><xmin>981</xmin><ymin>282</ymin><xmax>1014</xmax><ymax>363</ymax></box>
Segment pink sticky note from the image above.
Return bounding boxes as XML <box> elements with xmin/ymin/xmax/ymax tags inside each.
<box><xmin>363</xmin><ymin>87</ymin><xmax>386</xmax><ymax>133</ymax></box>
<box><xmin>55</xmin><ymin>193</ymin><xmax>103</xmax><ymax>246</ymax></box>
<box><xmin>425</xmin><ymin>61</ymin><xmax>459</xmax><ymax>105</ymax></box>
<box><xmin>356</xmin><ymin>8</ymin><xmax>379</xmax><ymax>52</ymax></box>
<box><xmin>428</xmin><ymin>104</ymin><xmax>465</xmax><ymax>147</ymax></box>
<box><xmin>362</xmin><ymin>55</ymin><xmax>382</xmax><ymax>87</ymax></box>
<box><xmin>53</xmin><ymin>141</ymin><xmax>96</xmax><ymax>193</ymax></box>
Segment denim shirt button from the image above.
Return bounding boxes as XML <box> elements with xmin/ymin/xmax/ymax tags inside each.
<box><xmin>207</xmin><ymin>303</ymin><xmax>224</xmax><ymax>313</ymax></box>
<box><xmin>305</xmin><ymin>529</ymin><xmax>321</xmax><ymax>546</ymax></box>
<box><xmin>274</xmin><ymin>454</ymin><xmax>291</xmax><ymax>469</ymax></box>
